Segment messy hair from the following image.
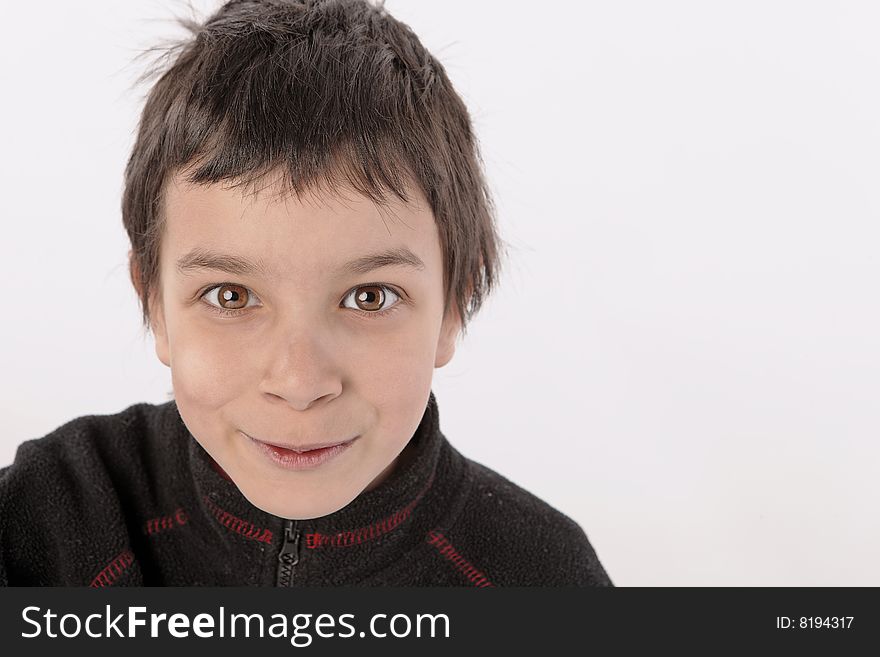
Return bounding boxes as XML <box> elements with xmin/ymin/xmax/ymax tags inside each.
<box><xmin>123</xmin><ymin>0</ymin><xmax>506</xmax><ymax>338</ymax></box>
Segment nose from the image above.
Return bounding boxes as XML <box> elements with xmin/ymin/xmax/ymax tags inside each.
<box><xmin>258</xmin><ymin>324</ymin><xmax>343</xmax><ymax>411</ymax></box>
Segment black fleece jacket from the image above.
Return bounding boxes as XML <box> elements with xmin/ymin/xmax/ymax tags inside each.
<box><xmin>0</xmin><ymin>391</ymin><xmax>612</xmax><ymax>587</ymax></box>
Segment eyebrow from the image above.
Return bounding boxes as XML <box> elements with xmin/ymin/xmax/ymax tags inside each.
<box><xmin>175</xmin><ymin>246</ymin><xmax>426</xmax><ymax>278</ymax></box>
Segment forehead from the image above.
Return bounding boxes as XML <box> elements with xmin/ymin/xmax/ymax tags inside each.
<box><xmin>161</xmin><ymin>171</ymin><xmax>439</xmax><ymax>279</ymax></box>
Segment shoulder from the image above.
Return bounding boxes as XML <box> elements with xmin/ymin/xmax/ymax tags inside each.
<box><xmin>0</xmin><ymin>402</ymin><xmax>171</xmax><ymax>584</ymax></box>
<box><xmin>1</xmin><ymin>401</ymin><xmax>170</xmax><ymax>491</ymax></box>
<box><xmin>435</xmin><ymin>456</ymin><xmax>613</xmax><ymax>587</ymax></box>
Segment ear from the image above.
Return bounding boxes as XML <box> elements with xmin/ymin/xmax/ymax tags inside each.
<box><xmin>129</xmin><ymin>250</ymin><xmax>171</xmax><ymax>368</ymax></box>
<box><xmin>434</xmin><ymin>299</ymin><xmax>463</xmax><ymax>369</ymax></box>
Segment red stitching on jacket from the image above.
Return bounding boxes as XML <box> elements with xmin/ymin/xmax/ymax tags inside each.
<box><xmin>89</xmin><ymin>549</ymin><xmax>135</xmax><ymax>588</ymax></box>
<box><xmin>143</xmin><ymin>507</ymin><xmax>189</xmax><ymax>535</ymax></box>
<box><xmin>426</xmin><ymin>530</ymin><xmax>494</xmax><ymax>587</ymax></box>
<box><xmin>203</xmin><ymin>495</ymin><xmax>274</xmax><ymax>544</ymax></box>
<box><xmin>305</xmin><ymin>471</ymin><xmax>436</xmax><ymax>549</ymax></box>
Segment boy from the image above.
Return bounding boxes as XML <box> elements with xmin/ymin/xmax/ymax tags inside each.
<box><xmin>0</xmin><ymin>0</ymin><xmax>612</xmax><ymax>586</ymax></box>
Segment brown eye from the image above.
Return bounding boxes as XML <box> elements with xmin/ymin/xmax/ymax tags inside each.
<box><xmin>204</xmin><ymin>284</ymin><xmax>253</xmax><ymax>311</ymax></box>
<box><xmin>343</xmin><ymin>284</ymin><xmax>401</xmax><ymax>314</ymax></box>
<box><xmin>355</xmin><ymin>285</ymin><xmax>384</xmax><ymax>311</ymax></box>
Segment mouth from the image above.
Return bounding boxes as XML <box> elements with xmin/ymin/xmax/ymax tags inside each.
<box><xmin>242</xmin><ymin>432</ymin><xmax>358</xmax><ymax>453</ymax></box>
<box><xmin>241</xmin><ymin>431</ymin><xmax>360</xmax><ymax>471</ymax></box>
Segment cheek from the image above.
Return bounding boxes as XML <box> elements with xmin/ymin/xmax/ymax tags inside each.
<box><xmin>368</xmin><ymin>377</ymin><xmax>434</xmax><ymax>468</ymax></box>
<box><xmin>358</xmin><ymin>331</ymin><xmax>436</xmax><ymax>439</ymax></box>
<box><xmin>347</xmin><ymin>327</ymin><xmax>436</xmax><ymax>395</ymax></box>
<box><xmin>169</xmin><ymin>323</ymin><xmax>253</xmax><ymax>408</ymax></box>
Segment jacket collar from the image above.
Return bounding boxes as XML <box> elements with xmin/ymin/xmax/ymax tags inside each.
<box><xmin>169</xmin><ymin>390</ymin><xmax>462</xmax><ymax>585</ymax></box>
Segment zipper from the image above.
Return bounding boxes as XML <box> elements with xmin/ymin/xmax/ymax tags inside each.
<box><xmin>276</xmin><ymin>520</ymin><xmax>301</xmax><ymax>587</ymax></box>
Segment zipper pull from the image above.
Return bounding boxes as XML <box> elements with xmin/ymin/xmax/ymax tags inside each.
<box><xmin>276</xmin><ymin>520</ymin><xmax>301</xmax><ymax>586</ymax></box>
<box><xmin>280</xmin><ymin>521</ymin><xmax>301</xmax><ymax>563</ymax></box>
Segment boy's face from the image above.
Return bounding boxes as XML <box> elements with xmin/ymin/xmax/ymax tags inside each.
<box><xmin>143</xmin><ymin>170</ymin><xmax>460</xmax><ymax>520</ymax></box>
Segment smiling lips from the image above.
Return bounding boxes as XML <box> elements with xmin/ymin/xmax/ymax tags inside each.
<box><xmin>241</xmin><ymin>431</ymin><xmax>359</xmax><ymax>471</ymax></box>
<box><xmin>244</xmin><ymin>432</ymin><xmax>356</xmax><ymax>453</ymax></box>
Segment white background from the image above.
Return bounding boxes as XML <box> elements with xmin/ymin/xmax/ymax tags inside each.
<box><xmin>1</xmin><ymin>0</ymin><xmax>878</xmax><ymax>586</ymax></box>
